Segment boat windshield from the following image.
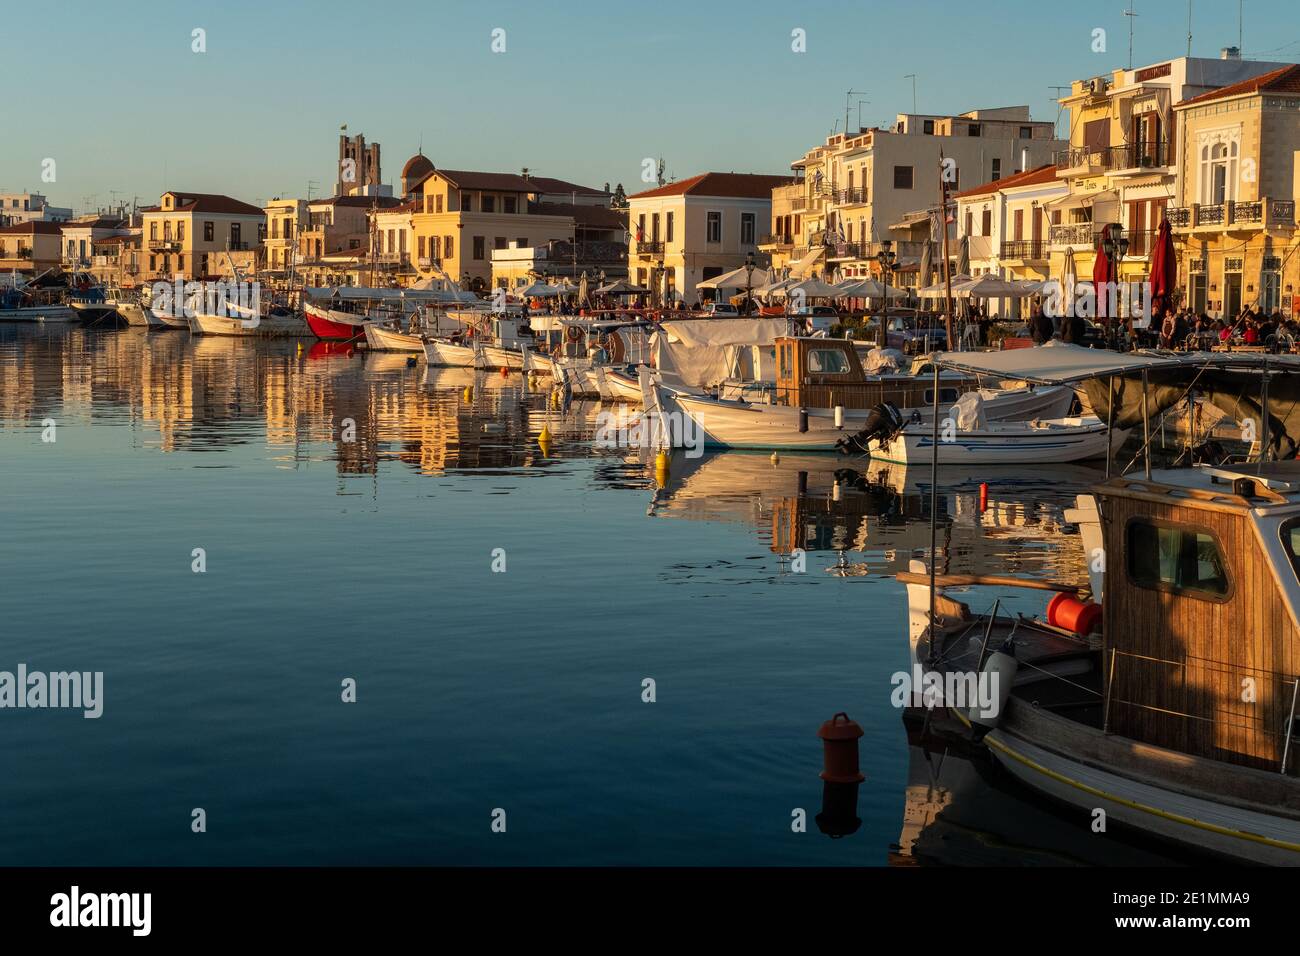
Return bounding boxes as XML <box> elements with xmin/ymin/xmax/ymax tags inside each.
<box><xmin>1280</xmin><ymin>518</ymin><xmax>1300</xmax><ymax>581</ymax></box>
<box><xmin>1127</xmin><ymin>519</ymin><xmax>1230</xmax><ymax>599</ymax></box>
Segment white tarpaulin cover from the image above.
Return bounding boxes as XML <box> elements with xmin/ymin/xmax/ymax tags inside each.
<box><xmin>949</xmin><ymin>391</ymin><xmax>988</xmax><ymax>431</ymax></box>
<box><xmin>697</xmin><ymin>266</ymin><xmax>772</xmax><ymax>290</ymax></box>
<box><xmin>654</xmin><ymin>317</ymin><xmax>793</xmax><ymax>389</ymax></box>
<box><xmin>863</xmin><ymin>347</ymin><xmax>906</xmax><ymax>374</ymax></box>
<box><xmin>932</xmin><ymin>342</ymin><xmax>1289</xmax><ymax>384</ymax></box>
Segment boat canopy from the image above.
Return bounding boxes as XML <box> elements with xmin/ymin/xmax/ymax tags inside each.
<box><xmin>654</xmin><ymin>317</ymin><xmax>794</xmax><ymax>389</ymax></box>
<box><xmin>931</xmin><ymin>342</ymin><xmax>1300</xmax><ymax>385</ymax></box>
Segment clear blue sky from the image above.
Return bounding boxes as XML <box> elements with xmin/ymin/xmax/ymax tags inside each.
<box><xmin>4</xmin><ymin>0</ymin><xmax>1297</xmax><ymax>213</ymax></box>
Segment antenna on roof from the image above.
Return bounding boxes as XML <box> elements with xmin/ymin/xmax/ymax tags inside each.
<box><xmin>1123</xmin><ymin>5</ymin><xmax>1139</xmax><ymax>70</ymax></box>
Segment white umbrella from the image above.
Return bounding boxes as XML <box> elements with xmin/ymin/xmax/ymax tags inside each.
<box><xmin>837</xmin><ymin>278</ymin><xmax>909</xmax><ymax>299</ymax></box>
<box><xmin>516</xmin><ymin>280</ymin><xmax>562</xmax><ymax>298</ymax></box>
<box><xmin>697</xmin><ymin>265</ymin><xmax>772</xmax><ymax>290</ymax></box>
<box><xmin>774</xmin><ymin>277</ymin><xmax>841</xmax><ymax>299</ymax></box>
<box><xmin>961</xmin><ymin>274</ymin><xmax>1036</xmax><ymax>299</ymax></box>
<box><xmin>595</xmin><ymin>279</ymin><xmax>649</xmax><ymax>295</ymax></box>
<box><xmin>917</xmin><ymin>274</ymin><xmax>976</xmax><ymax>298</ymax></box>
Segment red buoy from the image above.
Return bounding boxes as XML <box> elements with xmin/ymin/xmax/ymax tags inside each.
<box><xmin>817</xmin><ymin>712</ymin><xmax>865</xmax><ymax>783</ymax></box>
<box><xmin>979</xmin><ymin>482</ymin><xmax>989</xmax><ymax>513</ymax></box>
<box><xmin>1046</xmin><ymin>593</ymin><xmax>1102</xmax><ymax>635</ymax></box>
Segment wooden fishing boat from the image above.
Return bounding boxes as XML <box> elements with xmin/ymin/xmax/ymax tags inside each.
<box><xmin>303</xmin><ymin>301</ymin><xmax>372</xmax><ymax>342</ymax></box>
<box><xmin>188</xmin><ymin>306</ymin><xmax>306</xmax><ymax>337</ymax></box>
<box><xmin>902</xmin><ymin>461</ymin><xmax>1300</xmax><ymax>864</ymax></box>
<box><xmin>363</xmin><ymin>322</ymin><xmax>423</xmax><ymax>352</ymax></box>
<box><xmin>423</xmin><ymin>338</ymin><xmax>479</xmax><ymax>366</ymax></box>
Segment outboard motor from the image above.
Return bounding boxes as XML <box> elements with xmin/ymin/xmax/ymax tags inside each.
<box><xmin>837</xmin><ymin>402</ymin><xmax>903</xmax><ymax>455</ymax></box>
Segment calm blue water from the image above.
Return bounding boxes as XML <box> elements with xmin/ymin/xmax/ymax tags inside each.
<box><xmin>0</xmin><ymin>325</ymin><xmax>1181</xmax><ymax>865</ymax></box>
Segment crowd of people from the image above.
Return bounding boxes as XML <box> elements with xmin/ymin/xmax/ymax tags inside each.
<box><xmin>1158</xmin><ymin>306</ymin><xmax>1299</xmax><ymax>351</ymax></box>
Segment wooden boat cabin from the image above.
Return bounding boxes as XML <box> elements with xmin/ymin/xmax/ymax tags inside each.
<box><xmin>1093</xmin><ymin>463</ymin><xmax>1300</xmax><ymax>772</ymax></box>
<box><xmin>774</xmin><ymin>336</ymin><xmax>972</xmax><ymax>410</ymax></box>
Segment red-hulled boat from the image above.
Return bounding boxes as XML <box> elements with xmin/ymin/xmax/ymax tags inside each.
<box><xmin>304</xmin><ymin>301</ymin><xmax>371</xmax><ymax>342</ymax></box>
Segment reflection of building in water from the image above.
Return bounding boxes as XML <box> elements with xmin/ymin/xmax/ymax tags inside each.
<box><xmin>891</xmin><ymin>750</ymin><xmax>954</xmax><ymax>866</ymax></box>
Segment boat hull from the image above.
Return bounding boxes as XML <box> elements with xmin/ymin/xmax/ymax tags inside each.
<box><xmin>423</xmin><ymin>339</ymin><xmax>478</xmax><ymax>366</ymax></box>
<box><xmin>304</xmin><ymin>303</ymin><xmax>369</xmax><ymax>342</ymax></box>
<box><xmin>870</xmin><ymin>417</ymin><xmax>1123</xmax><ymax>465</ymax></box>
<box><xmin>0</xmin><ymin>305</ymin><xmax>77</xmax><ymax>322</ymax></box>
<box><xmin>188</xmin><ymin>311</ymin><xmax>306</xmax><ymax>337</ymax></box>
<box><xmin>365</xmin><ymin>325</ymin><xmax>424</xmax><ymax>352</ymax></box>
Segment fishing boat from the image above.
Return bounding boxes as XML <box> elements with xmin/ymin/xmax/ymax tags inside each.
<box><xmin>902</xmin><ymin>460</ymin><xmax>1300</xmax><ymax>864</ymax></box>
<box><xmin>303</xmin><ymin>300</ymin><xmax>373</xmax><ymax>342</ymax></box>
<box><xmin>364</xmin><ymin>320</ymin><xmax>424</xmax><ymax>352</ymax></box>
<box><xmin>0</xmin><ymin>276</ymin><xmax>75</xmax><ymax>322</ymax></box>
<box><xmin>188</xmin><ymin>304</ymin><xmax>306</xmax><ymax>337</ymax></box>
<box><xmin>865</xmin><ymin>414</ymin><xmax>1123</xmax><ymax>465</ymax></box>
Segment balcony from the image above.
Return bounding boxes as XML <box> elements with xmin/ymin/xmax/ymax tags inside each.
<box><xmin>147</xmin><ymin>239</ymin><xmax>180</xmax><ymax>252</ymax></box>
<box><xmin>758</xmin><ymin>233</ymin><xmax>794</xmax><ymax>248</ymax></box>
<box><xmin>834</xmin><ymin>187</ymin><xmax>867</xmax><ymax>205</ymax></box>
<box><xmin>636</xmin><ymin>240</ymin><xmax>664</xmax><ymax>258</ymax></box>
<box><xmin>1168</xmin><ymin>198</ymin><xmax>1296</xmax><ymax>231</ymax></box>
<box><xmin>828</xmin><ymin>241</ymin><xmax>863</xmax><ymax>260</ymax></box>
<box><xmin>1000</xmin><ymin>239</ymin><xmax>1047</xmax><ymax>260</ymax></box>
<box><xmin>1055</xmin><ymin>142</ymin><xmax>1171</xmax><ymax>177</ymax></box>
<box><xmin>1049</xmin><ymin>222</ymin><xmax>1096</xmax><ymax>248</ymax></box>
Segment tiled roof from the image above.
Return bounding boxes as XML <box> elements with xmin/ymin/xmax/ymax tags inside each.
<box><xmin>629</xmin><ymin>172</ymin><xmax>795</xmax><ymax>200</ymax></box>
<box><xmin>529</xmin><ymin>202</ymin><xmax>627</xmax><ymax>228</ymax></box>
<box><xmin>145</xmin><ymin>192</ymin><xmax>265</xmax><ymax>216</ymax></box>
<box><xmin>0</xmin><ymin>220</ymin><xmax>63</xmax><ymax>234</ymax></box>
<box><xmin>1178</xmin><ymin>64</ymin><xmax>1300</xmax><ymax>106</ymax></box>
<box><xmin>952</xmin><ymin>164</ymin><xmax>1059</xmax><ymax>199</ymax></box>
<box><xmin>311</xmin><ymin>195</ymin><xmax>405</xmax><ymax>208</ymax></box>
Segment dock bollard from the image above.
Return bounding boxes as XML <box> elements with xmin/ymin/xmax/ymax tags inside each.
<box><xmin>817</xmin><ymin>712</ymin><xmax>865</xmax><ymax>783</ymax></box>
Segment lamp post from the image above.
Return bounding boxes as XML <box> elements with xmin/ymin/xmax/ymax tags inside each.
<box><xmin>875</xmin><ymin>239</ymin><xmax>898</xmax><ymax>344</ymax></box>
<box><xmin>1101</xmin><ymin>224</ymin><xmax>1130</xmax><ymax>349</ymax></box>
<box><xmin>744</xmin><ymin>251</ymin><xmax>755</xmax><ymax>316</ymax></box>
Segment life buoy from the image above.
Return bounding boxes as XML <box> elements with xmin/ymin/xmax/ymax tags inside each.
<box><xmin>604</xmin><ymin>331</ymin><xmax>626</xmax><ymax>363</ymax></box>
<box><xmin>566</xmin><ymin>325</ymin><xmax>581</xmax><ymax>343</ymax></box>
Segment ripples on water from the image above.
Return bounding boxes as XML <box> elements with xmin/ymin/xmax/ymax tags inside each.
<box><xmin>0</xmin><ymin>326</ymin><xmax>1182</xmax><ymax>865</ymax></box>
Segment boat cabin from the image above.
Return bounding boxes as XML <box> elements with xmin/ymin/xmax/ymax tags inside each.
<box><xmin>774</xmin><ymin>336</ymin><xmax>971</xmax><ymax>410</ymax></box>
<box><xmin>1088</xmin><ymin>463</ymin><xmax>1300</xmax><ymax>772</ymax></box>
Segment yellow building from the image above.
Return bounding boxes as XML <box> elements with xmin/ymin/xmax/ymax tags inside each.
<box><xmin>0</xmin><ymin>221</ymin><xmax>63</xmax><ymax>273</ymax></box>
<box><xmin>262</xmin><ymin>198</ymin><xmax>308</xmax><ymax>277</ymax></box>
<box><xmin>1048</xmin><ymin>55</ymin><xmax>1296</xmax><ymax>321</ymax></box>
<box><xmin>1171</xmin><ymin>63</ymin><xmax>1300</xmax><ymax>318</ymax></box>
<box><xmin>758</xmin><ymin>181</ymin><xmax>804</xmax><ymax>275</ymax></box>
<box><xmin>140</xmin><ymin>191</ymin><xmax>266</xmax><ymax>282</ymax></box>
<box><xmin>408</xmin><ymin>169</ymin><xmax>587</xmax><ymax>292</ymax></box>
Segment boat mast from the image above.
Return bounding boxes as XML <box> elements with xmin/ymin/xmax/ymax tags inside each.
<box><xmin>938</xmin><ymin>152</ymin><xmax>954</xmax><ymax>351</ymax></box>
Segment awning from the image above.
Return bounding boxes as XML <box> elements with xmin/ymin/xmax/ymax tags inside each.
<box><xmin>789</xmin><ymin>246</ymin><xmax>825</xmax><ymax>277</ymax></box>
<box><xmin>934</xmin><ymin>342</ymin><xmax>1300</xmax><ymax>385</ymax></box>
<box><xmin>1044</xmin><ymin>189</ymin><xmax>1120</xmax><ymax>212</ymax></box>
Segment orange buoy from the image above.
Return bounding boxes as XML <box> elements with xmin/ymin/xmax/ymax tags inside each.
<box><xmin>979</xmin><ymin>482</ymin><xmax>989</xmax><ymax>513</ymax></box>
<box><xmin>1046</xmin><ymin>593</ymin><xmax>1102</xmax><ymax>635</ymax></box>
<box><xmin>500</xmin><ymin>366</ymin><xmax>509</xmax><ymax>377</ymax></box>
<box><xmin>817</xmin><ymin>712</ymin><xmax>865</xmax><ymax>783</ymax></box>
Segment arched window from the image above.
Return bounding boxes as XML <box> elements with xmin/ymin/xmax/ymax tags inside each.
<box><xmin>1200</xmin><ymin>139</ymin><xmax>1238</xmax><ymax>205</ymax></box>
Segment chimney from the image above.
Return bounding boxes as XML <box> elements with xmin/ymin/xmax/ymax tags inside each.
<box><xmin>1021</xmin><ymin>147</ymin><xmax>1029</xmax><ymax>174</ymax></box>
<box><xmin>1221</xmin><ymin>46</ymin><xmax>1241</xmax><ymax>60</ymax></box>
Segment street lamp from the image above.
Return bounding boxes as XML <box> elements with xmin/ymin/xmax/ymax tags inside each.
<box><xmin>1101</xmin><ymin>224</ymin><xmax>1129</xmax><ymax>347</ymax></box>
<box><xmin>875</xmin><ymin>239</ymin><xmax>898</xmax><ymax>343</ymax></box>
<box><xmin>744</xmin><ymin>251</ymin><xmax>755</xmax><ymax>316</ymax></box>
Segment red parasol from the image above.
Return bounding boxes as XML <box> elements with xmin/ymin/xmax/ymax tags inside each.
<box><xmin>1092</xmin><ymin>223</ymin><xmax>1112</xmax><ymax>325</ymax></box>
<box><xmin>1149</xmin><ymin>217</ymin><xmax>1175</xmax><ymax>317</ymax></box>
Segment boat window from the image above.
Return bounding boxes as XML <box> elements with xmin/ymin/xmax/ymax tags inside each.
<box><xmin>807</xmin><ymin>349</ymin><xmax>851</xmax><ymax>374</ymax></box>
<box><xmin>923</xmin><ymin>388</ymin><xmax>961</xmax><ymax>405</ymax></box>
<box><xmin>1280</xmin><ymin>519</ymin><xmax>1300</xmax><ymax>581</ymax></box>
<box><xmin>1126</xmin><ymin>519</ymin><xmax>1230</xmax><ymax>599</ymax></box>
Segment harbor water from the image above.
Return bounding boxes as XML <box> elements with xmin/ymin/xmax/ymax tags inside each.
<box><xmin>0</xmin><ymin>325</ymin><xmax>1186</xmax><ymax>865</ymax></box>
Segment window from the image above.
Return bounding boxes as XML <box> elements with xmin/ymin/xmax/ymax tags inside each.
<box><xmin>981</xmin><ymin>209</ymin><xmax>992</xmax><ymax>235</ymax></box>
<box><xmin>150</xmin><ymin>223</ymin><xmax>158</xmax><ymax>241</ymax></box>
<box><xmin>178</xmin><ymin>221</ymin><xmax>185</xmax><ymax>241</ymax></box>
<box><xmin>436</xmin><ymin>195</ymin><xmax>444</xmax><ymax>214</ymax></box>
<box><xmin>163</xmin><ymin>221</ymin><xmax>172</xmax><ymax>240</ymax></box>
<box><xmin>706</xmin><ymin>210</ymin><xmax>722</xmax><ymax>242</ymax></box>
<box><xmin>494</xmin><ymin>237</ymin><xmax>507</xmax><ymax>249</ymax></box>
<box><xmin>967</xmin><ymin>123</ymin><xmax>981</xmax><ymax>136</ymax></box>
<box><xmin>1019</xmin><ymin>126</ymin><xmax>1033</xmax><ymax>139</ymax></box>
<box><xmin>1280</xmin><ymin>519</ymin><xmax>1300</xmax><ymax>582</ymax></box>
<box><xmin>418</xmin><ymin>236</ymin><xmax>426</xmax><ymax>257</ymax></box>
<box><xmin>473</xmin><ymin>236</ymin><xmax>484</xmax><ymax>260</ymax></box>
<box><xmin>461</xmin><ymin>194</ymin><xmax>472</xmax><ymax>212</ymax></box>
<box><xmin>807</xmin><ymin>348</ymin><xmax>851</xmax><ymax>374</ymax></box>
<box><xmin>923</xmin><ymin>119</ymin><xmax>935</xmax><ymax>134</ymax></box>
<box><xmin>516</xmin><ymin>237</ymin><xmax>527</xmax><ymax>247</ymax></box>
<box><xmin>651</xmin><ymin>212</ymin><xmax>660</xmax><ymax>241</ymax></box>
<box><xmin>893</xmin><ymin>166</ymin><xmax>914</xmax><ymax>189</ymax></box>
<box><xmin>203</xmin><ymin>221</ymin><xmax>214</xmax><ymax>242</ymax></box>
<box><xmin>482</xmin><ymin>195</ymin><xmax>496</xmax><ymax>213</ymax></box>
<box><xmin>231</xmin><ymin>223</ymin><xmax>241</xmax><ymax>248</ymax></box>
<box><xmin>992</xmin><ymin>158</ymin><xmax>1002</xmax><ymax>182</ymax></box>
<box><xmin>1127</xmin><ymin>519</ymin><xmax>1230</xmax><ymax>599</ymax></box>
<box><xmin>177</xmin><ymin>254</ymin><xmax>185</xmax><ymax>271</ymax></box>
<box><xmin>666</xmin><ymin>212</ymin><xmax>674</xmax><ymax>243</ymax></box>
<box><xmin>637</xmin><ymin>213</ymin><xmax>646</xmax><ymax>241</ymax></box>
<box><xmin>1200</xmin><ymin>139</ymin><xmax>1239</xmax><ymax>205</ymax></box>
<box><xmin>149</xmin><ymin>255</ymin><xmax>156</xmax><ymax>270</ymax></box>
<box><xmin>445</xmin><ymin>235</ymin><xmax>454</xmax><ymax>257</ymax></box>
<box><xmin>741</xmin><ymin>212</ymin><xmax>756</xmax><ymax>245</ymax></box>
<box><xmin>504</xmin><ymin>196</ymin><xmax>516</xmax><ymax>214</ymax></box>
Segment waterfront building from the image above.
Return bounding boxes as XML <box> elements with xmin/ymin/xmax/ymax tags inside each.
<box><xmin>139</xmin><ymin>191</ymin><xmax>267</xmax><ymax>282</ymax></box>
<box><xmin>406</xmin><ymin>168</ymin><xmax>601</xmax><ymax>292</ymax></box>
<box><xmin>953</xmin><ymin>165</ymin><xmax>1067</xmax><ymax>316</ymax></box>
<box><xmin>369</xmin><ymin>200</ymin><xmax>419</xmax><ymax>286</ymax></box>
<box><xmin>59</xmin><ymin>217</ymin><xmax>129</xmax><ymax>272</ymax></box>
<box><xmin>0</xmin><ymin>220</ymin><xmax>62</xmax><ymax>272</ymax></box>
<box><xmin>0</xmin><ymin>191</ymin><xmax>72</xmax><ymax>227</ymax></box>
<box><xmin>1170</xmin><ymin>62</ymin><xmax>1300</xmax><ymax>318</ymax></box>
<box><xmin>263</xmin><ymin>198</ymin><xmax>308</xmax><ymax>278</ymax></box>
<box><xmin>1048</xmin><ymin>52</ymin><xmax>1293</xmax><ymax>319</ymax></box>
<box><xmin>296</xmin><ymin>194</ymin><xmax>403</xmax><ymax>286</ymax></box>
<box><xmin>490</xmin><ymin>203</ymin><xmax>627</xmax><ymax>288</ymax></box>
<box><xmin>770</xmin><ymin>108</ymin><xmax>1059</xmax><ymax>284</ymax></box>
<box><xmin>627</xmin><ymin>172</ymin><xmax>793</xmax><ymax>305</ymax></box>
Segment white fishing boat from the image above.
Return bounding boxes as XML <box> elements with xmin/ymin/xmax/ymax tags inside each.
<box><xmin>365</xmin><ymin>322</ymin><xmax>424</xmax><ymax>352</ymax></box>
<box><xmin>187</xmin><ymin>307</ymin><xmax>306</xmax><ymax>337</ymax></box>
<box><xmin>423</xmin><ymin>338</ymin><xmax>479</xmax><ymax>366</ymax></box>
<box><xmin>118</xmin><ymin>301</ymin><xmax>186</xmax><ymax>329</ymax></box>
<box><xmin>867</xmin><ymin>414</ymin><xmax>1124</xmax><ymax>465</ymax></box>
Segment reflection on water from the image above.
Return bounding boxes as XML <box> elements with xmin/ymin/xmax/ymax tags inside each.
<box><xmin>0</xmin><ymin>325</ymin><xmax>1180</xmax><ymax>865</ymax></box>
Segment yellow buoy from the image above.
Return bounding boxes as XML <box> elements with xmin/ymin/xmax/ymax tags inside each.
<box><xmin>654</xmin><ymin>449</ymin><xmax>670</xmax><ymax>475</ymax></box>
<box><xmin>539</xmin><ymin>424</ymin><xmax>552</xmax><ymax>444</ymax></box>
<box><xmin>463</xmin><ymin>385</ymin><xmax>473</xmax><ymax>402</ymax></box>
<box><xmin>770</xmin><ymin>451</ymin><xmax>780</xmax><ymax>466</ymax></box>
